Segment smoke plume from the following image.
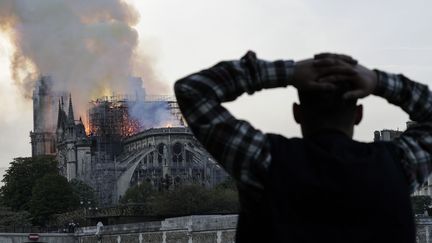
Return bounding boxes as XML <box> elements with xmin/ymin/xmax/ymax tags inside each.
<box><xmin>0</xmin><ymin>0</ymin><xmax>166</xmax><ymax>116</ymax></box>
<box><xmin>127</xmin><ymin>77</ymin><xmax>181</xmax><ymax>129</ymax></box>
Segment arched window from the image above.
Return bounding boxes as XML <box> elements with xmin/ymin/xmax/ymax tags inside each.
<box><xmin>172</xmin><ymin>142</ymin><xmax>183</xmax><ymax>164</ymax></box>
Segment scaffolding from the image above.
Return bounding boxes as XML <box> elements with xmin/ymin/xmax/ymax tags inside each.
<box><xmin>88</xmin><ymin>96</ymin><xmax>140</xmax><ymax>138</ymax></box>
<box><xmin>166</xmin><ymin>100</ymin><xmax>186</xmax><ymax>127</ymax></box>
<box><xmin>80</xmin><ymin>94</ymin><xmax>186</xmax><ymax>205</ymax></box>
<box><xmin>86</xmin><ymin>94</ymin><xmax>184</xmax><ymax>205</ymax></box>
<box><xmin>87</xmin><ymin>95</ymin><xmax>184</xmax><ymax>138</ymax></box>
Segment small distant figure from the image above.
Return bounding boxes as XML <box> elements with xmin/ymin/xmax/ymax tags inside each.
<box><xmin>67</xmin><ymin>222</ymin><xmax>76</xmax><ymax>233</ymax></box>
<box><xmin>75</xmin><ymin>222</ymin><xmax>80</xmax><ymax>233</ymax></box>
<box><xmin>174</xmin><ymin>51</ymin><xmax>431</xmax><ymax>243</ymax></box>
<box><xmin>95</xmin><ymin>221</ymin><xmax>103</xmax><ymax>240</ymax></box>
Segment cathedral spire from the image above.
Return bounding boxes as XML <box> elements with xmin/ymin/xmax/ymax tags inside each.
<box><xmin>68</xmin><ymin>93</ymin><xmax>75</xmax><ymax>124</ymax></box>
<box><xmin>57</xmin><ymin>99</ymin><xmax>62</xmax><ymax>129</ymax></box>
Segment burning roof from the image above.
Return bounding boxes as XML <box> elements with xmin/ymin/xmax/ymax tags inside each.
<box><xmin>87</xmin><ymin>95</ymin><xmax>184</xmax><ymax>138</ymax></box>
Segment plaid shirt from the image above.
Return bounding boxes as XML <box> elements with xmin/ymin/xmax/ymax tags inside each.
<box><xmin>174</xmin><ymin>51</ymin><xmax>432</xmax><ymax>194</ymax></box>
<box><xmin>375</xmin><ymin>70</ymin><xmax>432</xmax><ymax>192</ymax></box>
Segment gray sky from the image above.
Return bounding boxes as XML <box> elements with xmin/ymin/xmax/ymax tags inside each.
<box><xmin>1</xmin><ymin>0</ymin><xmax>432</xmax><ymax>175</ymax></box>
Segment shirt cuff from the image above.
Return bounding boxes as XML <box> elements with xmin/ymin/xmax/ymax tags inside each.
<box><xmin>265</xmin><ymin>59</ymin><xmax>295</xmax><ymax>88</ymax></box>
<box><xmin>241</xmin><ymin>51</ymin><xmax>294</xmax><ymax>90</ymax></box>
<box><xmin>372</xmin><ymin>69</ymin><xmax>401</xmax><ymax>100</ymax></box>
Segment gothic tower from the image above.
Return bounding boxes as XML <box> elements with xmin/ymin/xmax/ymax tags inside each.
<box><xmin>30</xmin><ymin>76</ymin><xmax>58</xmax><ymax>157</ymax></box>
<box><xmin>65</xmin><ymin>95</ymin><xmax>77</xmax><ymax>180</ymax></box>
<box><xmin>56</xmin><ymin>94</ymin><xmax>91</xmax><ymax>181</ymax></box>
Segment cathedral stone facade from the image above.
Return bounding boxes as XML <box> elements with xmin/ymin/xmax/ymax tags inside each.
<box><xmin>116</xmin><ymin>127</ymin><xmax>227</xmax><ymax>199</ymax></box>
<box><xmin>56</xmin><ymin>95</ymin><xmax>91</xmax><ymax>181</ymax></box>
<box><xmin>31</xmin><ymin>77</ymin><xmax>227</xmax><ymax>205</ymax></box>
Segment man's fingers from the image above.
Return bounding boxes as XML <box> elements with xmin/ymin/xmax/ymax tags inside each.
<box><xmin>319</xmin><ymin>66</ymin><xmax>357</xmax><ymax>77</ymax></box>
<box><xmin>313</xmin><ymin>58</ymin><xmax>344</xmax><ymax>67</ymax></box>
<box><xmin>308</xmin><ymin>82</ymin><xmax>337</xmax><ymax>91</ymax></box>
<box><xmin>314</xmin><ymin>53</ymin><xmax>358</xmax><ymax>65</ymax></box>
<box><xmin>314</xmin><ymin>53</ymin><xmax>334</xmax><ymax>59</ymax></box>
<box><xmin>343</xmin><ymin>89</ymin><xmax>366</xmax><ymax>100</ymax></box>
<box><xmin>318</xmin><ymin>75</ymin><xmax>354</xmax><ymax>84</ymax></box>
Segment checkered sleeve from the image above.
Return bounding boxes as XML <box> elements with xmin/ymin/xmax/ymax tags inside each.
<box><xmin>374</xmin><ymin>70</ymin><xmax>432</xmax><ymax>193</ymax></box>
<box><xmin>174</xmin><ymin>51</ymin><xmax>294</xmax><ymax>191</ymax></box>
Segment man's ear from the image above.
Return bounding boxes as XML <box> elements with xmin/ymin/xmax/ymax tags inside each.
<box><xmin>354</xmin><ymin>104</ymin><xmax>363</xmax><ymax>125</ymax></box>
<box><xmin>293</xmin><ymin>103</ymin><xmax>302</xmax><ymax>124</ymax></box>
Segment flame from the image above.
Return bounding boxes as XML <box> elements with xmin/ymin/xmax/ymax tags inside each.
<box><xmin>101</xmin><ymin>86</ymin><xmax>113</xmax><ymax>97</ymax></box>
<box><xmin>84</xmin><ymin>119</ymin><xmax>91</xmax><ymax>135</ymax></box>
<box><xmin>87</xmin><ymin>99</ymin><xmax>142</xmax><ymax>138</ymax></box>
<box><xmin>120</xmin><ymin>113</ymin><xmax>141</xmax><ymax>137</ymax></box>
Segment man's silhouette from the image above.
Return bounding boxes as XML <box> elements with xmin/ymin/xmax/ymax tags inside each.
<box><xmin>174</xmin><ymin>51</ymin><xmax>430</xmax><ymax>243</ymax></box>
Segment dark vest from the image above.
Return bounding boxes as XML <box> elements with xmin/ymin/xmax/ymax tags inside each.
<box><xmin>236</xmin><ymin>132</ymin><xmax>415</xmax><ymax>243</ymax></box>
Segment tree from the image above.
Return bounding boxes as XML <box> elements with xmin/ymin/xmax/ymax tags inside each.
<box><xmin>29</xmin><ymin>174</ymin><xmax>79</xmax><ymax>226</ymax></box>
<box><xmin>120</xmin><ymin>182</ymin><xmax>155</xmax><ymax>205</ymax></box>
<box><xmin>216</xmin><ymin>176</ymin><xmax>237</xmax><ymax>191</ymax></box>
<box><xmin>0</xmin><ymin>156</ymin><xmax>58</xmax><ymax>211</ymax></box>
<box><xmin>69</xmin><ymin>179</ymin><xmax>97</xmax><ymax>206</ymax></box>
<box><xmin>0</xmin><ymin>206</ymin><xmax>32</xmax><ymax>227</ymax></box>
<box><xmin>208</xmin><ymin>187</ymin><xmax>239</xmax><ymax>213</ymax></box>
<box><xmin>120</xmin><ymin>182</ymin><xmax>239</xmax><ymax>217</ymax></box>
<box><xmin>154</xmin><ymin>184</ymin><xmax>214</xmax><ymax>216</ymax></box>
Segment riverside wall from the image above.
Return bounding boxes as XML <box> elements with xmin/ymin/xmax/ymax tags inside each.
<box><xmin>76</xmin><ymin>215</ymin><xmax>237</xmax><ymax>243</ymax></box>
<box><xmin>4</xmin><ymin>215</ymin><xmax>432</xmax><ymax>242</ymax></box>
<box><xmin>0</xmin><ymin>233</ymin><xmax>75</xmax><ymax>243</ymax></box>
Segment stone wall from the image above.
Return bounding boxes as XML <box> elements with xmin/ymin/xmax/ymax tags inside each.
<box><xmin>4</xmin><ymin>215</ymin><xmax>432</xmax><ymax>243</ymax></box>
<box><xmin>0</xmin><ymin>233</ymin><xmax>75</xmax><ymax>243</ymax></box>
<box><xmin>75</xmin><ymin>215</ymin><xmax>432</xmax><ymax>243</ymax></box>
<box><xmin>417</xmin><ymin>217</ymin><xmax>432</xmax><ymax>243</ymax></box>
<box><xmin>75</xmin><ymin>215</ymin><xmax>237</xmax><ymax>243</ymax></box>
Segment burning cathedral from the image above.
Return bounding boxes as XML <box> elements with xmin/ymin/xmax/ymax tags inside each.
<box><xmin>30</xmin><ymin>76</ymin><xmax>227</xmax><ymax>206</ymax></box>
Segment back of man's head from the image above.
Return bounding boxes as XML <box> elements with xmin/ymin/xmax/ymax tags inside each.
<box><xmin>295</xmin><ymin>83</ymin><xmax>359</xmax><ymax>133</ymax></box>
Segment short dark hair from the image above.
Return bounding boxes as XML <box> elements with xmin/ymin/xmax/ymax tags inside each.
<box><xmin>297</xmin><ymin>84</ymin><xmax>357</xmax><ymax>127</ymax></box>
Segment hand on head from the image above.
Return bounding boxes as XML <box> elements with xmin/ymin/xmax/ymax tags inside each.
<box><xmin>293</xmin><ymin>53</ymin><xmax>378</xmax><ymax>99</ymax></box>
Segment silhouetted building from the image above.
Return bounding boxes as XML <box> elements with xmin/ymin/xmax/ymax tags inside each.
<box><xmin>374</xmin><ymin>129</ymin><xmax>403</xmax><ymax>141</ymax></box>
<box><xmin>374</xmin><ymin>123</ymin><xmax>431</xmax><ymax>197</ymax></box>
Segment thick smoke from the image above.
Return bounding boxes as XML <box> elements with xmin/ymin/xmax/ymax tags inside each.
<box><xmin>0</xmin><ymin>0</ymin><xmax>166</xmax><ymax>116</ymax></box>
<box><xmin>128</xmin><ymin>77</ymin><xmax>181</xmax><ymax>129</ymax></box>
